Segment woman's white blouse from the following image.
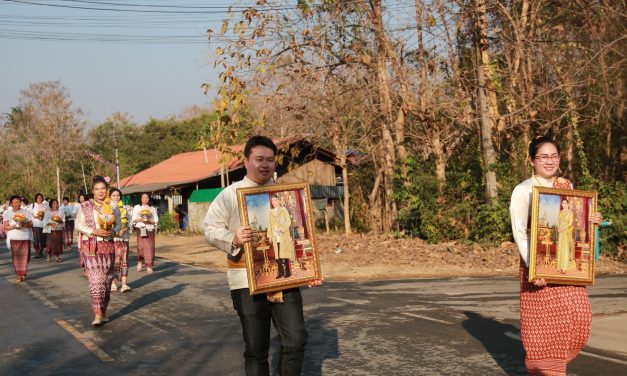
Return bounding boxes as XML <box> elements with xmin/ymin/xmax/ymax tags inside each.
<box><xmin>30</xmin><ymin>203</ymin><xmax>49</xmax><ymax>228</ymax></box>
<box><xmin>4</xmin><ymin>209</ymin><xmax>33</xmax><ymax>241</ymax></box>
<box><xmin>132</xmin><ymin>205</ymin><xmax>158</xmax><ymax>231</ymax></box>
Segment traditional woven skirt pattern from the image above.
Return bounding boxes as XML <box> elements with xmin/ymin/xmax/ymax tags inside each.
<box><xmin>82</xmin><ymin>240</ymin><xmax>115</xmax><ymax>316</ymax></box>
<box><xmin>32</xmin><ymin>227</ymin><xmax>46</xmax><ymax>254</ymax></box>
<box><xmin>63</xmin><ymin>220</ymin><xmax>74</xmax><ymax>246</ymax></box>
<box><xmin>114</xmin><ymin>240</ymin><xmax>129</xmax><ymax>279</ymax></box>
<box><xmin>519</xmin><ymin>261</ymin><xmax>591</xmax><ymax>376</ymax></box>
<box><xmin>136</xmin><ymin>229</ymin><xmax>156</xmax><ymax>267</ymax></box>
<box><xmin>47</xmin><ymin>230</ymin><xmax>63</xmax><ymax>256</ymax></box>
<box><xmin>11</xmin><ymin>240</ymin><xmax>31</xmax><ymax>277</ymax></box>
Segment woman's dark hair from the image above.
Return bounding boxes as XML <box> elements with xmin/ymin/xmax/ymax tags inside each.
<box><xmin>35</xmin><ymin>193</ymin><xmax>44</xmax><ymax>201</ymax></box>
<box><xmin>78</xmin><ymin>193</ymin><xmax>87</xmax><ymax>202</ymax></box>
<box><xmin>529</xmin><ymin>135</ymin><xmax>560</xmax><ymax>160</ymax></box>
<box><xmin>49</xmin><ymin>198</ymin><xmax>59</xmax><ymax>208</ymax></box>
<box><xmin>62</xmin><ymin>196</ymin><xmax>69</xmax><ymax>202</ymax></box>
<box><xmin>109</xmin><ymin>188</ymin><xmax>122</xmax><ymax>197</ymax></box>
<box><xmin>21</xmin><ymin>197</ymin><xmax>29</xmax><ymax>205</ymax></box>
<box><xmin>10</xmin><ymin>195</ymin><xmax>21</xmax><ymax>203</ymax></box>
<box><xmin>91</xmin><ymin>175</ymin><xmax>109</xmax><ymax>189</ymax></box>
<box><xmin>244</xmin><ymin>135</ymin><xmax>277</xmax><ymax>158</ymax></box>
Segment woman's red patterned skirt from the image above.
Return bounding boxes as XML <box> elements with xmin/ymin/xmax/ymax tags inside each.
<box><xmin>519</xmin><ymin>260</ymin><xmax>591</xmax><ymax>376</ymax></box>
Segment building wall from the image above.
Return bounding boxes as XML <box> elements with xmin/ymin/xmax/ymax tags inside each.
<box><xmin>188</xmin><ymin>202</ymin><xmax>210</xmax><ymax>233</ymax></box>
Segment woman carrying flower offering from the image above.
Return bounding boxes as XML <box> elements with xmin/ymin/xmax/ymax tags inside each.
<box><xmin>76</xmin><ymin>176</ymin><xmax>120</xmax><ymax>326</ymax></box>
<box><xmin>132</xmin><ymin>193</ymin><xmax>159</xmax><ymax>274</ymax></box>
<box><xmin>30</xmin><ymin>192</ymin><xmax>48</xmax><ymax>258</ymax></box>
<box><xmin>59</xmin><ymin>196</ymin><xmax>77</xmax><ymax>249</ymax></box>
<box><xmin>109</xmin><ymin>188</ymin><xmax>132</xmax><ymax>292</ymax></box>
<box><xmin>3</xmin><ymin>195</ymin><xmax>34</xmax><ymax>282</ymax></box>
<box><xmin>44</xmin><ymin>199</ymin><xmax>65</xmax><ymax>262</ymax></box>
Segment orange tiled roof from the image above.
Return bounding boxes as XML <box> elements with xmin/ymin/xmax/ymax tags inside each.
<box><xmin>117</xmin><ymin>136</ymin><xmax>302</xmax><ymax>193</ymax></box>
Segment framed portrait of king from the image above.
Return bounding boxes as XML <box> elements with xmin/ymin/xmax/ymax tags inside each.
<box><xmin>529</xmin><ymin>186</ymin><xmax>598</xmax><ymax>286</ymax></box>
<box><xmin>237</xmin><ymin>183</ymin><xmax>322</xmax><ymax>295</ymax></box>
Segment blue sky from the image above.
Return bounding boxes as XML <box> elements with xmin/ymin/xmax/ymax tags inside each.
<box><xmin>245</xmin><ymin>193</ymin><xmax>271</xmax><ymax>231</ymax></box>
<box><xmin>538</xmin><ymin>194</ymin><xmax>562</xmax><ymax>227</ymax></box>
<box><xmin>0</xmin><ymin>0</ymin><xmax>232</xmax><ymax>126</ymax></box>
<box><xmin>1</xmin><ymin>1</ymin><xmax>424</xmax><ymax>126</ymax></box>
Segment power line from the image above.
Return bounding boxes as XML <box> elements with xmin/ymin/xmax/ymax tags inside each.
<box><xmin>1</xmin><ymin>0</ymin><xmax>296</xmax><ymax>14</ymax></box>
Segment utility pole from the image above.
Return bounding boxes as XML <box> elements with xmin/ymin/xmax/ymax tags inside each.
<box><xmin>112</xmin><ymin>129</ymin><xmax>121</xmax><ymax>188</ymax></box>
<box><xmin>81</xmin><ymin>162</ymin><xmax>88</xmax><ymax>193</ymax></box>
<box><xmin>56</xmin><ymin>166</ymin><xmax>61</xmax><ymax>203</ymax></box>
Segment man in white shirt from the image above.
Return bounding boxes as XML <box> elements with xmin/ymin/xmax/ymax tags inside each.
<box><xmin>204</xmin><ymin>136</ymin><xmax>321</xmax><ymax>376</ymax></box>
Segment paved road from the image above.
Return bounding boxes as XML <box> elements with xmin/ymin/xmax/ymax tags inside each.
<box><xmin>1</xmin><ymin>244</ymin><xmax>626</xmax><ymax>375</ymax></box>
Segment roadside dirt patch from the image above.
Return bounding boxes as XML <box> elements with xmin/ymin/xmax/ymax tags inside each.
<box><xmin>149</xmin><ymin>232</ymin><xmax>627</xmax><ymax>281</ymax></box>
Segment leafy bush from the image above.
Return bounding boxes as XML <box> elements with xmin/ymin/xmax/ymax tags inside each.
<box><xmin>396</xmin><ymin>157</ymin><xmax>466</xmax><ymax>243</ymax></box>
<box><xmin>158</xmin><ymin>211</ymin><xmax>177</xmax><ymax>234</ymax></box>
<box><xmin>578</xmin><ymin>180</ymin><xmax>626</xmax><ymax>256</ymax></box>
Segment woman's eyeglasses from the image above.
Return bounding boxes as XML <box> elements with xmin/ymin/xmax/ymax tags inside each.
<box><xmin>535</xmin><ymin>154</ymin><xmax>561</xmax><ymax>163</ymax></box>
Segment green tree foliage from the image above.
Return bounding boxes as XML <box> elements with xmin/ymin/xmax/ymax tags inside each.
<box><xmin>87</xmin><ymin>113</ymin><xmax>211</xmax><ymax>178</ymax></box>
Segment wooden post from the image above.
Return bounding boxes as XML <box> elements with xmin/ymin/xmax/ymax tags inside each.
<box><xmin>81</xmin><ymin>163</ymin><xmax>88</xmax><ymax>193</ymax></box>
<box><xmin>56</xmin><ymin>166</ymin><xmax>61</xmax><ymax>203</ymax></box>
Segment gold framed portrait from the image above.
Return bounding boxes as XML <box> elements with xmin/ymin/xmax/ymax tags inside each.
<box><xmin>529</xmin><ymin>186</ymin><xmax>598</xmax><ymax>286</ymax></box>
<box><xmin>237</xmin><ymin>183</ymin><xmax>322</xmax><ymax>295</ymax></box>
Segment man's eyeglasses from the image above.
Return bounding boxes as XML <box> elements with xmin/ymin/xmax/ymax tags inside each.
<box><xmin>535</xmin><ymin>154</ymin><xmax>561</xmax><ymax>163</ymax></box>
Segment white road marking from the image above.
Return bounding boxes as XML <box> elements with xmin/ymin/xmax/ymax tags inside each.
<box><xmin>125</xmin><ymin>313</ymin><xmax>169</xmax><ymax>334</ymax></box>
<box><xmin>25</xmin><ymin>285</ymin><xmax>59</xmax><ymax>309</ymax></box>
<box><xmin>328</xmin><ymin>296</ymin><xmax>370</xmax><ymax>305</ymax></box>
<box><xmin>401</xmin><ymin>312</ymin><xmax>454</xmax><ymax>325</ymax></box>
<box><xmin>503</xmin><ymin>331</ymin><xmax>627</xmax><ymax>366</ymax></box>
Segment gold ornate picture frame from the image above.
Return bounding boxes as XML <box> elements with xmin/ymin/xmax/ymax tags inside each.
<box><xmin>529</xmin><ymin>186</ymin><xmax>598</xmax><ymax>286</ymax></box>
<box><xmin>237</xmin><ymin>183</ymin><xmax>322</xmax><ymax>295</ymax></box>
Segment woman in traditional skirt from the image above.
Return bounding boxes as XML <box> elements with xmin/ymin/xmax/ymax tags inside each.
<box><xmin>76</xmin><ymin>176</ymin><xmax>120</xmax><ymax>326</ymax></box>
<box><xmin>110</xmin><ymin>188</ymin><xmax>132</xmax><ymax>292</ymax></box>
<box><xmin>77</xmin><ymin>193</ymin><xmax>89</xmax><ymax>276</ymax></box>
<box><xmin>0</xmin><ymin>199</ymin><xmax>10</xmax><ymax>240</ymax></box>
<box><xmin>132</xmin><ymin>193</ymin><xmax>158</xmax><ymax>274</ymax></box>
<box><xmin>30</xmin><ymin>193</ymin><xmax>48</xmax><ymax>258</ymax></box>
<box><xmin>510</xmin><ymin>135</ymin><xmax>602</xmax><ymax>376</ymax></box>
<box><xmin>3</xmin><ymin>195</ymin><xmax>34</xmax><ymax>282</ymax></box>
<box><xmin>43</xmin><ymin>199</ymin><xmax>65</xmax><ymax>262</ymax></box>
<box><xmin>60</xmin><ymin>196</ymin><xmax>77</xmax><ymax>250</ymax></box>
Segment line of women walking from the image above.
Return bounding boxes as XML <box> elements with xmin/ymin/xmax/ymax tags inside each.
<box><xmin>2</xmin><ymin>176</ymin><xmax>159</xmax><ymax>327</ymax></box>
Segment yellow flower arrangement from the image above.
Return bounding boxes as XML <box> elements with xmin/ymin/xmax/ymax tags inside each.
<box><xmin>97</xmin><ymin>194</ymin><xmax>115</xmax><ymax>231</ymax></box>
<box><xmin>13</xmin><ymin>213</ymin><xmax>27</xmax><ymax>223</ymax></box>
<box><xmin>118</xmin><ymin>201</ymin><xmax>128</xmax><ymax>225</ymax></box>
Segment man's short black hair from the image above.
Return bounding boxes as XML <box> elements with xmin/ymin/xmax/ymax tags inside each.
<box><xmin>244</xmin><ymin>135</ymin><xmax>277</xmax><ymax>158</ymax></box>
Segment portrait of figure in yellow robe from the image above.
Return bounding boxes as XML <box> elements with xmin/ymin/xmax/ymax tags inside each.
<box><xmin>556</xmin><ymin>199</ymin><xmax>574</xmax><ymax>273</ymax></box>
<box><xmin>267</xmin><ymin>194</ymin><xmax>296</xmax><ymax>278</ymax></box>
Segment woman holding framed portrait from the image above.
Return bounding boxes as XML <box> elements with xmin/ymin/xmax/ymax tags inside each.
<box><xmin>510</xmin><ymin>135</ymin><xmax>602</xmax><ymax>376</ymax></box>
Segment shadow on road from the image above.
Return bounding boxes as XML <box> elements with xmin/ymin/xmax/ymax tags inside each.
<box><xmin>130</xmin><ymin>262</ymin><xmax>209</xmax><ymax>289</ymax></box>
<box><xmin>25</xmin><ymin>261</ymin><xmax>78</xmax><ymax>280</ymax></box>
<box><xmin>461</xmin><ymin>311</ymin><xmax>526</xmax><ymax>376</ymax></box>
<box><xmin>108</xmin><ymin>283</ymin><xmax>187</xmax><ymax>321</ymax></box>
